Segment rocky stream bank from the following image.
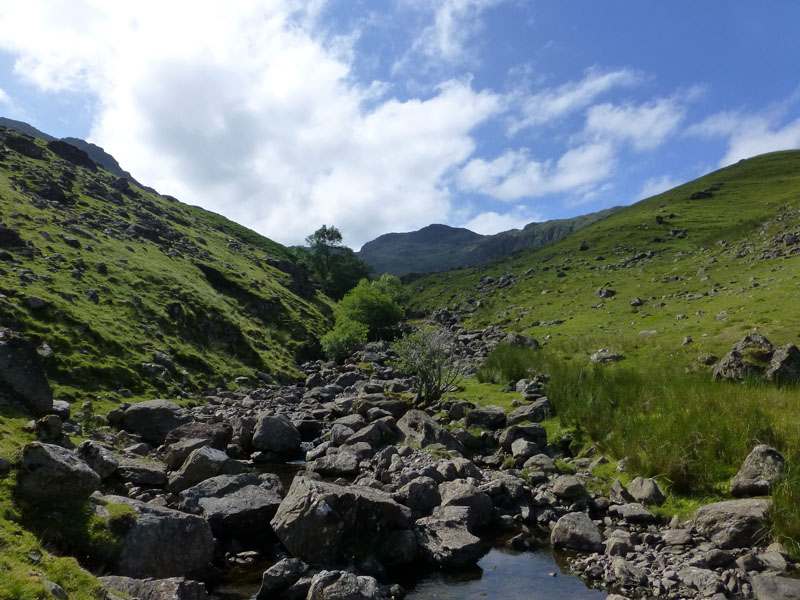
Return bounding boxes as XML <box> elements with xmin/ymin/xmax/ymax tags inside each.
<box><xmin>6</xmin><ymin>317</ymin><xmax>800</xmax><ymax>600</ymax></box>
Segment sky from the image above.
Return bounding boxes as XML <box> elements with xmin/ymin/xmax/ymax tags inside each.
<box><xmin>0</xmin><ymin>2</ymin><xmax>799</xmax><ymax>249</ymax></box>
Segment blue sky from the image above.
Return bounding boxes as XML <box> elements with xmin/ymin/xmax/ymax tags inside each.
<box><xmin>1</xmin><ymin>1</ymin><xmax>799</xmax><ymax>248</ymax></box>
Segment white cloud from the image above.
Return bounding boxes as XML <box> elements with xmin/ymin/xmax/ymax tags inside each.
<box><xmin>585</xmin><ymin>97</ymin><xmax>684</xmax><ymax>150</ymax></box>
<box><xmin>0</xmin><ymin>1</ymin><xmax>503</xmax><ymax>247</ymax></box>
<box><xmin>688</xmin><ymin>109</ymin><xmax>800</xmax><ymax>166</ymax></box>
<box><xmin>461</xmin><ymin>206</ymin><xmax>541</xmax><ymax>235</ymax></box>
<box><xmin>0</xmin><ymin>87</ymin><xmax>11</xmax><ymax>105</ymax></box>
<box><xmin>457</xmin><ymin>141</ymin><xmax>616</xmax><ymax>201</ymax></box>
<box><xmin>638</xmin><ymin>175</ymin><xmax>681</xmax><ymax>200</ymax></box>
<box><xmin>509</xmin><ymin>68</ymin><xmax>640</xmax><ymax>134</ymax></box>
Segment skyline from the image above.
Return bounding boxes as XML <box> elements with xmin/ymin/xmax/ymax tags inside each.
<box><xmin>1</xmin><ymin>1</ymin><xmax>799</xmax><ymax>249</ymax></box>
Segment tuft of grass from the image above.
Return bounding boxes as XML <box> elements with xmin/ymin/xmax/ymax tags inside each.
<box><xmin>476</xmin><ymin>342</ymin><xmax>539</xmax><ymax>385</ymax></box>
<box><xmin>771</xmin><ymin>464</ymin><xmax>800</xmax><ymax>559</ymax></box>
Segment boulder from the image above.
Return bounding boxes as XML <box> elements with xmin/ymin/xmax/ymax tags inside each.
<box><xmin>18</xmin><ymin>443</ymin><xmax>100</xmax><ymax>502</ymax></box>
<box><xmin>590</xmin><ymin>349</ymin><xmax>625</xmax><ymax>364</ymax></box>
<box><xmin>506</xmin><ymin>397</ymin><xmax>553</xmax><ymax>425</ymax></box>
<box><xmin>164</xmin><ymin>438</ymin><xmax>210</xmax><ymax>470</ymax></box>
<box><xmin>398</xmin><ymin>476</ymin><xmax>441</xmax><ymax>518</ymax></box>
<box><xmin>438</xmin><ymin>480</ymin><xmax>492</xmax><ymax>530</ymax></box>
<box><xmin>167</xmin><ymin>446</ymin><xmax>236</xmax><ymax>493</ymax></box>
<box><xmin>121</xmin><ymin>400</ymin><xmax>192</xmax><ymax>445</ymax></box>
<box><xmin>550</xmin><ymin>512</ymin><xmax>604</xmax><ymax>552</ymax></box>
<box><xmin>396</xmin><ymin>410</ymin><xmax>466</xmax><ymax>454</ymax></box>
<box><xmin>627</xmin><ymin>477</ymin><xmax>666</xmax><ymax>506</ymax></box>
<box><xmin>99</xmin><ymin>576</ymin><xmax>209</xmax><ymax>600</ymax></box>
<box><xmin>694</xmin><ymin>498</ymin><xmax>771</xmax><ymax>549</ymax></box>
<box><xmin>271</xmin><ymin>476</ymin><xmax>411</xmax><ymax>565</ymax></box>
<box><xmin>116</xmin><ymin>458</ymin><xmax>168</xmax><ymax>487</ymax></box>
<box><xmin>608</xmin><ymin>478</ymin><xmax>634</xmax><ymax>505</ymax></box>
<box><xmin>552</xmin><ymin>475</ymin><xmax>586</xmax><ymax>501</ymax></box>
<box><xmin>0</xmin><ymin>328</ymin><xmax>53</xmax><ymax>414</ymax></box>
<box><xmin>255</xmin><ymin>558</ymin><xmax>309</xmax><ymax>600</ymax></box>
<box><xmin>181</xmin><ymin>473</ymin><xmax>283</xmax><ymax>537</ymax></box>
<box><xmin>164</xmin><ymin>422</ymin><xmax>232</xmax><ymax>449</ymax></box>
<box><xmin>307</xmin><ymin>570</ymin><xmax>386</xmax><ymax>600</ymax></box>
<box><xmin>713</xmin><ymin>333</ymin><xmax>775</xmax><ymax>381</ymax></box>
<box><xmin>765</xmin><ymin>344</ymin><xmax>800</xmax><ymax>383</ymax></box>
<box><xmin>731</xmin><ymin>444</ymin><xmax>785</xmax><ymax>497</ymax></box>
<box><xmin>750</xmin><ymin>574</ymin><xmax>800</xmax><ymax>600</ymax></box>
<box><xmin>251</xmin><ymin>414</ymin><xmax>302</xmax><ymax>458</ymax></box>
<box><xmin>308</xmin><ymin>451</ymin><xmax>360</xmax><ymax>477</ymax></box>
<box><xmin>608</xmin><ymin>503</ymin><xmax>657</xmax><ymax>524</ymax></box>
<box><xmin>77</xmin><ymin>440</ymin><xmax>119</xmax><ymax>479</ymax></box>
<box><xmin>415</xmin><ymin>505</ymin><xmax>485</xmax><ymax>568</ymax></box>
<box><xmin>465</xmin><ymin>405</ymin><xmax>506</xmax><ymax>430</ymax></box>
<box><xmin>499</xmin><ymin>423</ymin><xmax>547</xmax><ymax>451</ymax></box>
<box><xmin>96</xmin><ymin>495</ymin><xmax>213</xmax><ymax>579</ymax></box>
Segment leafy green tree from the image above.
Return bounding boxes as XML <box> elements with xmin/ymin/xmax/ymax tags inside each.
<box><xmin>326</xmin><ymin>247</ymin><xmax>373</xmax><ymax>300</ymax></box>
<box><xmin>321</xmin><ymin>317</ymin><xmax>368</xmax><ymax>361</ymax></box>
<box><xmin>305</xmin><ymin>224</ymin><xmax>343</xmax><ymax>284</ymax></box>
<box><xmin>335</xmin><ymin>280</ymin><xmax>403</xmax><ymax>340</ymax></box>
<box><xmin>299</xmin><ymin>225</ymin><xmax>373</xmax><ymax>300</ymax></box>
<box><xmin>391</xmin><ymin>328</ymin><xmax>468</xmax><ymax>405</ymax></box>
<box><xmin>370</xmin><ymin>273</ymin><xmax>409</xmax><ymax>306</ymax></box>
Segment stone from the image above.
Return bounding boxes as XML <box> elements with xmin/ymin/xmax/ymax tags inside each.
<box><xmin>499</xmin><ymin>423</ymin><xmax>547</xmax><ymax>451</ymax></box>
<box><xmin>552</xmin><ymin>475</ymin><xmax>586</xmax><ymax>501</ymax></box>
<box><xmin>677</xmin><ymin>567</ymin><xmax>721</xmax><ymax>596</ymax></box>
<box><xmin>611</xmin><ymin>558</ymin><xmax>647</xmax><ymax>587</ymax></box>
<box><xmin>506</xmin><ymin>398</ymin><xmax>553</xmax><ymax>425</ymax></box>
<box><xmin>694</xmin><ymin>498</ymin><xmax>771</xmax><ymax>549</ymax></box>
<box><xmin>590</xmin><ymin>349</ymin><xmax>625</xmax><ymax>363</ymax></box>
<box><xmin>510</xmin><ymin>438</ymin><xmax>538</xmax><ymax>460</ymax></box>
<box><xmin>251</xmin><ymin>414</ymin><xmax>302</xmax><ymax>458</ymax></box>
<box><xmin>164</xmin><ymin>438</ymin><xmax>210</xmax><ymax>470</ymax></box>
<box><xmin>627</xmin><ymin>476</ymin><xmax>666</xmax><ymax>505</ymax></box>
<box><xmin>99</xmin><ymin>576</ymin><xmax>210</xmax><ymax>600</ymax></box>
<box><xmin>77</xmin><ymin>440</ymin><xmax>119</xmax><ymax>479</ymax></box>
<box><xmin>750</xmin><ymin>574</ymin><xmax>800</xmax><ymax>600</ymax></box>
<box><xmin>415</xmin><ymin>505</ymin><xmax>485</xmax><ymax>568</ymax></box>
<box><xmin>399</xmin><ymin>476</ymin><xmax>441</xmax><ymax>518</ymax></box>
<box><xmin>164</xmin><ymin>422</ymin><xmax>233</xmax><ymax>449</ymax></box>
<box><xmin>550</xmin><ymin>512</ymin><xmax>604</xmax><ymax>552</ymax></box>
<box><xmin>438</xmin><ymin>480</ymin><xmax>492</xmax><ymax>530</ymax></box>
<box><xmin>121</xmin><ymin>399</ymin><xmax>192</xmax><ymax>445</ymax></box>
<box><xmin>181</xmin><ymin>473</ymin><xmax>283</xmax><ymax>537</ymax></box>
<box><xmin>713</xmin><ymin>333</ymin><xmax>775</xmax><ymax>381</ymax></box>
<box><xmin>465</xmin><ymin>405</ymin><xmax>507</xmax><ymax>430</ymax></box>
<box><xmin>766</xmin><ymin>344</ymin><xmax>800</xmax><ymax>383</ymax></box>
<box><xmin>608</xmin><ymin>503</ymin><xmax>657</xmax><ymax>524</ymax></box>
<box><xmin>502</xmin><ymin>332</ymin><xmax>539</xmax><ymax>348</ymax></box>
<box><xmin>270</xmin><ymin>476</ymin><xmax>411</xmax><ymax>566</ymax></box>
<box><xmin>255</xmin><ymin>558</ymin><xmax>308</xmax><ymax>600</ymax></box>
<box><xmin>308</xmin><ymin>451</ymin><xmax>360</xmax><ymax>477</ymax></box>
<box><xmin>168</xmin><ymin>446</ymin><xmax>238</xmax><ymax>493</ymax></box>
<box><xmin>0</xmin><ymin>328</ymin><xmax>53</xmax><ymax>414</ymax></box>
<box><xmin>117</xmin><ymin>457</ymin><xmax>168</xmax><ymax>487</ymax></box>
<box><xmin>306</xmin><ymin>570</ymin><xmax>386</xmax><ymax>600</ymax></box>
<box><xmin>608</xmin><ymin>478</ymin><xmax>634</xmax><ymax>505</ymax></box>
<box><xmin>596</xmin><ymin>288</ymin><xmax>616</xmax><ymax>298</ymax></box>
<box><xmin>18</xmin><ymin>443</ymin><xmax>100</xmax><ymax>502</ymax></box>
<box><xmin>396</xmin><ymin>410</ymin><xmax>466</xmax><ymax>454</ymax></box>
<box><xmin>522</xmin><ymin>453</ymin><xmax>558</xmax><ymax>472</ymax></box>
<box><xmin>97</xmin><ymin>495</ymin><xmax>214</xmax><ymax>579</ymax></box>
<box><xmin>731</xmin><ymin>444</ymin><xmax>785</xmax><ymax>497</ymax></box>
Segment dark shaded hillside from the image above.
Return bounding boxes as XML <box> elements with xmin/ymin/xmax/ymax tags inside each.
<box><xmin>0</xmin><ymin>125</ymin><xmax>331</xmax><ymax>402</ymax></box>
<box><xmin>358</xmin><ymin>207</ymin><xmax>621</xmax><ymax>275</ymax></box>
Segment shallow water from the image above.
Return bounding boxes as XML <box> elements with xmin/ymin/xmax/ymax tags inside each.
<box><xmin>403</xmin><ymin>547</ymin><xmax>607</xmax><ymax>600</ymax></box>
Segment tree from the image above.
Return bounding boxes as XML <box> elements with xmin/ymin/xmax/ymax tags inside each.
<box><xmin>370</xmin><ymin>273</ymin><xmax>409</xmax><ymax>306</ymax></box>
<box><xmin>299</xmin><ymin>225</ymin><xmax>373</xmax><ymax>300</ymax></box>
<box><xmin>335</xmin><ymin>280</ymin><xmax>403</xmax><ymax>340</ymax></box>
<box><xmin>305</xmin><ymin>225</ymin><xmax>343</xmax><ymax>285</ymax></box>
<box><xmin>391</xmin><ymin>328</ymin><xmax>468</xmax><ymax>405</ymax></box>
<box><xmin>321</xmin><ymin>317</ymin><xmax>368</xmax><ymax>361</ymax></box>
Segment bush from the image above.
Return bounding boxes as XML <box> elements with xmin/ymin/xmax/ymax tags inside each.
<box><xmin>370</xmin><ymin>273</ymin><xmax>409</xmax><ymax>306</ymax></box>
<box><xmin>476</xmin><ymin>342</ymin><xmax>538</xmax><ymax>384</ymax></box>
<box><xmin>335</xmin><ymin>280</ymin><xmax>403</xmax><ymax>340</ymax></box>
<box><xmin>391</xmin><ymin>328</ymin><xmax>468</xmax><ymax>405</ymax></box>
<box><xmin>321</xmin><ymin>318</ymin><xmax>368</xmax><ymax>361</ymax></box>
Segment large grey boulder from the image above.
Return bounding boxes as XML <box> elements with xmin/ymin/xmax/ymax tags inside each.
<box><xmin>255</xmin><ymin>558</ymin><xmax>309</xmax><ymax>600</ymax></box>
<box><xmin>96</xmin><ymin>495</ymin><xmax>213</xmax><ymax>579</ymax></box>
<box><xmin>307</xmin><ymin>451</ymin><xmax>360</xmax><ymax>477</ymax></box>
<box><xmin>627</xmin><ymin>477</ymin><xmax>666</xmax><ymax>506</ymax></box>
<box><xmin>731</xmin><ymin>445</ymin><xmax>785</xmax><ymax>497</ymax></box>
<box><xmin>181</xmin><ymin>473</ymin><xmax>283</xmax><ymax>537</ymax></box>
<box><xmin>18</xmin><ymin>443</ymin><xmax>100</xmax><ymax>502</ymax></box>
<box><xmin>398</xmin><ymin>476</ymin><xmax>441</xmax><ymax>518</ymax></box>
<box><xmin>307</xmin><ymin>570</ymin><xmax>386</xmax><ymax>600</ymax></box>
<box><xmin>116</xmin><ymin>457</ymin><xmax>168</xmax><ymax>487</ymax></box>
<box><xmin>163</xmin><ymin>422</ymin><xmax>232</xmax><ymax>449</ymax></box>
<box><xmin>550</xmin><ymin>512</ymin><xmax>604</xmax><ymax>552</ymax></box>
<box><xmin>0</xmin><ymin>328</ymin><xmax>53</xmax><ymax>414</ymax></box>
<box><xmin>270</xmin><ymin>476</ymin><xmax>411</xmax><ymax>565</ymax></box>
<box><xmin>694</xmin><ymin>498</ymin><xmax>771</xmax><ymax>549</ymax></box>
<box><xmin>167</xmin><ymin>446</ymin><xmax>237</xmax><ymax>493</ymax></box>
<box><xmin>439</xmin><ymin>480</ymin><xmax>492</xmax><ymax>530</ymax></box>
<box><xmin>415</xmin><ymin>505</ymin><xmax>485</xmax><ymax>568</ymax></box>
<box><xmin>121</xmin><ymin>400</ymin><xmax>192</xmax><ymax>445</ymax></box>
<box><xmin>465</xmin><ymin>405</ymin><xmax>506</xmax><ymax>430</ymax></box>
<box><xmin>499</xmin><ymin>423</ymin><xmax>547</xmax><ymax>451</ymax></box>
<box><xmin>99</xmin><ymin>576</ymin><xmax>210</xmax><ymax>600</ymax></box>
<box><xmin>251</xmin><ymin>414</ymin><xmax>302</xmax><ymax>458</ymax></box>
<box><xmin>751</xmin><ymin>574</ymin><xmax>800</xmax><ymax>600</ymax></box>
<box><xmin>506</xmin><ymin>398</ymin><xmax>553</xmax><ymax>425</ymax></box>
<box><xmin>397</xmin><ymin>410</ymin><xmax>466</xmax><ymax>454</ymax></box>
<box><xmin>552</xmin><ymin>475</ymin><xmax>587</xmax><ymax>501</ymax></box>
<box><xmin>713</xmin><ymin>333</ymin><xmax>774</xmax><ymax>381</ymax></box>
<box><xmin>77</xmin><ymin>440</ymin><xmax>119</xmax><ymax>479</ymax></box>
<box><xmin>766</xmin><ymin>344</ymin><xmax>800</xmax><ymax>383</ymax></box>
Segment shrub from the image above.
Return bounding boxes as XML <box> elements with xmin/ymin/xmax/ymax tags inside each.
<box><xmin>476</xmin><ymin>342</ymin><xmax>538</xmax><ymax>384</ymax></box>
<box><xmin>391</xmin><ymin>328</ymin><xmax>468</xmax><ymax>405</ymax></box>
<box><xmin>335</xmin><ymin>281</ymin><xmax>403</xmax><ymax>340</ymax></box>
<box><xmin>321</xmin><ymin>318</ymin><xmax>368</xmax><ymax>361</ymax></box>
<box><xmin>370</xmin><ymin>273</ymin><xmax>409</xmax><ymax>306</ymax></box>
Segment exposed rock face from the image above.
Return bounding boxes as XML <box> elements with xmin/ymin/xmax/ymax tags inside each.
<box><xmin>251</xmin><ymin>414</ymin><xmax>302</xmax><ymax>458</ymax></box>
<box><xmin>711</xmin><ymin>334</ymin><xmax>800</xmax><ymax>383</ymax></box>
<box><xmin>730</xmin><ymin>444</ymin><xmax>785</xmax><ymax>497</ymax></box>
<box><xmin>97</xmin><ymin>495</ymin><xmax>214</xmax><ymax>579</ymax></box>
<box><xmin>694</xmin><ymin>499</ymin><xmax>771</xmax><ymax>549</ymax></box>
<box><xmin>0</xmin><ymin>328</ymin><xmax>53</xmax><ymax>414</ymax></box>
<box><xmin>46</xmin><ymin>140</ymin><xmax>97</xmax><ymax>171</ymax></box>
<box><xmin>99</xmin><ymin>576</ymin><xmax>210</xmax><ymax>600</ymax></box>
<box><xmin>396</xmin><ymin>410</ymin><xmax>466</xmax><ymax>454</ymax></box>
<box><xmin>18</xmin><ymin>443</ymin><xmax>100</xmax><ymax>502</ymax></box>
<box><xmin>550</xmin><ymin>512</ymin><xmax>604</xmax><ymax>552</ymax></box>
<box><xmin>270</xmin><ymin>476</ymin><xmax>411</xmax><ymax>566</ymax></box>
<box><xmin>121</xmin><ymin>399</ymin><xmax>192</xmax><ymax>445</ymax></box>
<box><xmin>181</xmin><ymin>473</ymin><xmax>284</xmax><ymax>537</ymax></box>
<box><xmin>415</xmin><ymin>505</ymin><xmax>485</xmax><ymax>568</ymax></box>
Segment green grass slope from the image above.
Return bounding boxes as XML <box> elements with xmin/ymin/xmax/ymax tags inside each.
<box><xmin>0</xmin><ymin>127</ymin><xmax>332</xmax><ymax>405</ymax></box>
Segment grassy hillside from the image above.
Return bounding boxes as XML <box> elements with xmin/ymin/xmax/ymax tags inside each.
<box><xmin>0</xmin><ymin>126</ymin><xmax>332</xmax><ymax>405</ymax></box>
<box><xmin>410</xmin><ymin>150</ymin><xmax>800</xmax><ymax>548</ymax></box>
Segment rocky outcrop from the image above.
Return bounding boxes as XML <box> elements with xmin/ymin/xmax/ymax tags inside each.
<box><xmin>712</xmin><ymin>334</ymin><xmax>800</xmax><ymax>383</ymax></box>
<box><xmin>99</xmin><ymin>576</ymin><xmax>210</xmax><ymax>600</ymax></box>
<box><xmin>730</xmin><ymin>445</ymin><xmax>785</xmax><ymax>497</ymax></box>
<box><xmin>396</xmin><ymin>410</ymin><xmax>465</xmax><ymax>454</ymax></box>
<box><xmin>415</xmin><ymin>505</ymin><xmax>485</xmax><ymax>568</ymax></box>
